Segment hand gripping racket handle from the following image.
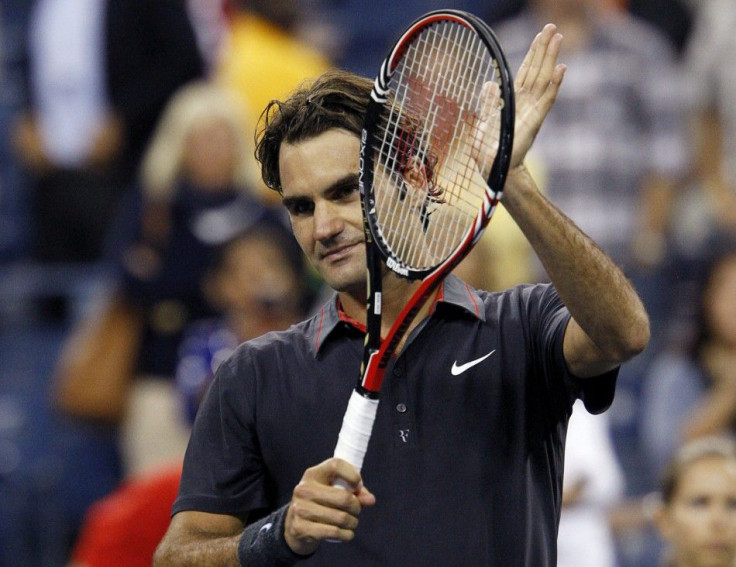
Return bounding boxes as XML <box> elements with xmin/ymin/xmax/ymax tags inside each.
<box><xmin>332</xmin><ymin>390</ymin><xmax>379</xmax><ymax>489</ymax></box>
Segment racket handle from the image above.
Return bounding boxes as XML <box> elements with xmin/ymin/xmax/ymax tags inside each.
<box><xmin>332</xmin><ymin>390</ymin><xmax>379</xmax><ymax>488</ymax></box>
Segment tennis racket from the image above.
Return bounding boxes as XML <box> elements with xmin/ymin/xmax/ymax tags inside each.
<box><xmin>333</xmin><ymin>10</ymin><xmax>515</xmax><ymax>481</ymax></box>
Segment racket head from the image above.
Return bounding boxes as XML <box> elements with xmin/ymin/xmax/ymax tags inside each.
<box><xmin>360</xmin><ymin>10</ymin><xmax>515</xmax><ymax>280</ymax></box>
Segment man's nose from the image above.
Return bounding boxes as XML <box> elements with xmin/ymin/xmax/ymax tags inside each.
<box><xmin>313</xmin><ymin>201</ymin><xmax>344</xmax><ymax>241</ymax></box>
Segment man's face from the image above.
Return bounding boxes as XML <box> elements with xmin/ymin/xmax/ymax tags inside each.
<box><xmin>279</xmin><ymin>129</ymin><xmax>366</xmax><ymax>295</ymax></box>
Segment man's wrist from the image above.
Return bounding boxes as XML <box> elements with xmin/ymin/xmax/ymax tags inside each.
<box><xmin>237</xmin><ymin>505</ymin><xmax>313</xmax><ymax>566</ymax></box>
<box><xmin>502</xmin><ymin>162</ymin><xmax>538</xmax><ymax>206</ymax></box>
<box><xmin>506</xmin><ymin>162</ymin><xmax>533</xmax><ymax>185</ymax></box>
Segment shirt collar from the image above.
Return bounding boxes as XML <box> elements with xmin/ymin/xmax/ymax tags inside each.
<box><xmin>307</xmin><ymin>274</ymin><xmax>486</xmax><ymax>356</ymax></box>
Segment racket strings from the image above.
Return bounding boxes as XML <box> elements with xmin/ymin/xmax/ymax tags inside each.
<box><xmin>378</xmin><ymin>23</ymin><xmax>481</xmax><ymax>261</ymax></box>
<box><xmin>372</xmin><ymin>20</ymin><xmax>503</xmax><ymax>271</ymax></box>
<box><xmin>426</xmin><ymin>22</ymin><xmax>493</xmax><ymax>260</ymax></box>
<box><xmin>411</xmin><ymin>24</ymin><xmax>477</xmax><ymax>264</ymax></box>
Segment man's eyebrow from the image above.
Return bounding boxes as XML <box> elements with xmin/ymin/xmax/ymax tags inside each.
<box><xmin>324</xmin><ymin>173</ymin><xmax>360</xmax><ymax>197</ymax></box>
<box><xmin>282</xmin><ymin>174</ymin><xmax>360</xmax><ymax>209</ymax></box>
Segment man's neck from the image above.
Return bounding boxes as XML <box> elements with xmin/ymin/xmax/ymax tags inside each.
<box><xmin>338</xmin><ymin>274</ymin><xmax>439</xmax><ymax>348</ymax></box>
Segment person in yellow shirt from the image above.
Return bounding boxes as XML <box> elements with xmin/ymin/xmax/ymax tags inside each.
<box><xmin>215</xmin><ymin>5</ymin><xmax>332</xmax><ymax>203</ymax></box>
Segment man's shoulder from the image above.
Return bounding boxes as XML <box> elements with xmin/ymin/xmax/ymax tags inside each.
<box><xmin>231</xmin><ymin>316</ymin><xmax>318</xmax><ymax>361</ymax></box>
<box><xmin>476</xmin><ymin>281</ymin><xmax>558</xmax><ymax>309</ymax></box>
<box><xmin>468</xmin><ymin>282</ymin><xmax>564</xmax><ymax>331</ymax></box>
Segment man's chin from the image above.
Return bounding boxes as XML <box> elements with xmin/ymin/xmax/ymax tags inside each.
<box><xmin>324</xmin><ymin>274</ymin><xmax>365</xmax><ymax>297</ymax></box>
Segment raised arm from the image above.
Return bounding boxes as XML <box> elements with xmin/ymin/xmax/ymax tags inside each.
<box><xmin>501</xmin><ymin>24</ymin><xmax>650</xmax><ymax>377</ymax></box>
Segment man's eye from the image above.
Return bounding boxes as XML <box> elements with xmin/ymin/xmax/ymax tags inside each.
<box><xmin>287</xmin><ymin>201</ymin><xmax>314</xmax><ymax>216</ymax></box>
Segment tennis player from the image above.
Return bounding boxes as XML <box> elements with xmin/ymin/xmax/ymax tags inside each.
<box><xmin>155</xmin><ymin>24</ymin><xmax>649</xmax><ymax>566</ymax></box>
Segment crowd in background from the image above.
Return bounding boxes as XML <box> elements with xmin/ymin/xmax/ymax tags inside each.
<box><xmin>0</xmin><ymin>1</ymin><xmax>735</xmax><ymax>566</ymax></box>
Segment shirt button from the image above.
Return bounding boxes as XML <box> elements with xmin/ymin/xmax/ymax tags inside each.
<box><xmin>396</xmin><ymin>403</ymin><xmax>407</xmax><ymax>413</ymax></box>
<box><xmin>393</xmin><ymin>367</ymin><xmax>402</xmax><ymax>376</ymax></box>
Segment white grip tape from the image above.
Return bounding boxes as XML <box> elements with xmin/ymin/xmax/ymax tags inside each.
<box><xmin>333</xmin><ymin>390</ymin><xmax>379</xmax><ymax>481</ymax></box>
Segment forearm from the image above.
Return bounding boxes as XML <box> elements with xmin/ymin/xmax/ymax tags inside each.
<box><xmin>155</xmin><ymin>506</ymin><xmax>305</xmax><ymax>567</ymax></box>
<box><xmin>502</xmin><ymin>165</ymin><xmax>650</xmax><ymax>362</ymax></box>
<box><xmin>154</xmin><ymin>533</ymin><xmax>241</xmax><ymax>566</ymax></box>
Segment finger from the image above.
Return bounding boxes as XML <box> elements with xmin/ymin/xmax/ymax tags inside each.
<box><xmin>514</xmin><ymin>31</ymin><xmax>540</xmax><ymax>87</ymax></box>
<box><xmin>551</xmin><ymin>63</ymin><xmax>567</xmax><ymax>90</ymax></box>
<box><xmin>537</xmin><ymin>62</ymin><xmax>567</xmax><ymax>112</ymax></box>
<box><xmin>518</xmin><ymin>24</ymin><xmax>557</xmax><ymax>91</ymax></box>
<box><xmin>531</xmin><ymin>32</ymin><xmax>564</xmax><ymax>96</ymax></box>
<box><xmin>285</xmin><ymin>503</ymin><xmax>360</xmax><ymax>548</ymax></box>
<box><xmin>288</xmin><ymin>514</ymin><xmax>360</xmax><ymax>544</ymax></box>
<box><xmin>305</xmin><ymin>457</ymin><xmax>363</xmax><ymax>490</ymax></box>
<box><xmin>479</xmin><ymin>80</ymin><xmax>499</xmax><ymax>122</ymax></box>
<box><xmin>355</xmin><ymin>482</ymin><xmax>376</xmax><ymax>507</ymax></box>
<box><xmin>299</xmin><ymin>459</ymin><xmax>373</xmax><ymax>513</ymax></box>
<box><xmin>290</xmin><ymin>496</ymin><xmax>361</xmax><ymax>532</ymax></box>
<box><xmin>294</xmin><ymin>479</ymin><xmax>364</xmax><ymax>517</ymax></box>
<box><xmin>472</xmin><ymin>81</ymin><xmax>500</xmax><ymax>156</ymax></box>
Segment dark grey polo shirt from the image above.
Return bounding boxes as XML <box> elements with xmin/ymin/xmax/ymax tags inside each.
<box><xmin>174</xmin><ymin>275</ymin><xmax>617</xmax><ymax>566</ymax></box>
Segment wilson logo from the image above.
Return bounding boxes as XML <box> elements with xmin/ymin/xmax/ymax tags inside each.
<box><xmin>386</xmin><ymin>257</ymin><xmax>409</xmax><ymax>276</ymax></box>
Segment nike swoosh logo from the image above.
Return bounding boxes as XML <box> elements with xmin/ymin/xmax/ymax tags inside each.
<box><xmin>451</xmin><ymin>350</ymin><xmax>496</xmax><ymax>376</ymax></box>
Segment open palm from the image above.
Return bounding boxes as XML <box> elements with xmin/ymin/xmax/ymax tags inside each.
<box><xmin>509</xmin><ymin>24</ymin><xmax>566</xmax><ymax>169</ymax></box>
<box><xmin>470</xmin><ymin>24</ymin><xmax>565</xmax><ymax>176</ymax></box>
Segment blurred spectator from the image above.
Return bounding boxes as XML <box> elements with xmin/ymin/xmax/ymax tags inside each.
<box><xmin>496</xmin><ymin>4</ymin><xmax>690</xmax><ymax>564</ymax></box>
<box><xmin>68</xmin><ymin>462</ymin><xmax>183</xmax><ymax>567</ymax></box>
<box><xmin>495</xmin><ymin>0</ymin><xmax>688</xmax><ymax>279</ymax></box>
<box><xmin>558</xmin><ymin>399</ymin><xmax>625</xmax><ymax>567</ymax></box>
<box><xmin>653</xmin><ymin>0</ymin><xmax>736</xmax><ymax>404</ymax></box>
<box><xmin>53</xmin><ymin>80</ymin><xmax>284</xmax><ymax>478</ymax></box>
<box><xmin>688</xmin><ymin>0</ymin><xmax>736</xmax><ymax>192</ymax></box>
<box><xmin>625</xmin><ymin>0</ymin><xmax>693</xmax><ymax>55</ymax></box>
<box><xmin>670</xmin><ymin>0</ymin><xmax>736</xmax><ymax>261</ymax></box>
<box><xmin>186</xmin><ymin>0</ymin><xmax>229</xmax><ymax>71</ymax></box>
<box><xmin>640</xmin><ymin>241</ymin><xmax>736</xmax><ymax>485</ymax></box>
<box><xmin>112</xmin><ymin>80</ymin><xmax>287</xmax><ymax>477</ymax></box>
<box><xmin>0</xmin><ymin>2</ymin><xmax>32</xmax><ymax>260</ymax></box>
<box><xmin>214</xmin><ymin>1</ymin><xmax>332</xmax><ymax>202</ymax></box>
<box><xmin>12</xmin><ymin>0</ymin><xmax>205</xmax><ymax>264</ymax></box>
<box><xmin>176</xmin><ymin>221</ymin><xmax>312</xmax><ymax>427</ymax></box>
<box><xmin>68</xmin><ymin>221</ymin><xmax>310</xmax><ymax>567</ymax></box>
<box><xmin>309</xmin><ymin>1</ymin><xmax>524</xmax><ymax>79</ymax></box>
<box><xmin>652</xmin><ymin>436</ymin><xmax>736</xmax><ymax>567</ymax></box>
<box><xmin>300</xmin><ymin>0</ymin><xmax>524</xmax><ymax>77</ymax></box>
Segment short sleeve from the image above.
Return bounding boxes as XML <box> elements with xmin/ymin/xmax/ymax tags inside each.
<box><xmin>173</xmin><ymin>349</ymin><xmax>269</xmax><ymax>518</ymax></box>
<box><xmin>528</xmin><ymin>284</ymin><xmax>618</xmax><ymax>415</ymax></box>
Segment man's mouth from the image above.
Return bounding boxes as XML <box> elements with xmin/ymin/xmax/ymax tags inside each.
<box><xmin>320</xmin><ymin>242</ymin><xmax>360</xmax><ymax>262</ymax></box>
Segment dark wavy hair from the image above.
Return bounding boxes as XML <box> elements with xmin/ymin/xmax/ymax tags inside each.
<box><xmin>255</xmin><ymin>69</ymin><xmax>373</xmax><ymax>193</ymax></box>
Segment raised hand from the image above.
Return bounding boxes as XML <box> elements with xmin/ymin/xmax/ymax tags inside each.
<box><xmin>468</xmin><ymin>24</ymin><xmax>564</xmax><ymax>180</ymax></box>
<box><xmin>510</xmin><ymin>23</ymin><xmax>566</xmax><ymax>169</ymax></box>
